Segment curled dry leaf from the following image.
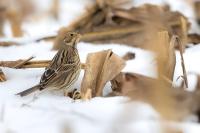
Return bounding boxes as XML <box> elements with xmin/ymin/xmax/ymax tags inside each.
<box><xmin>154</xmin><ymin>31</ymin><xmax>176</xmax><ymax>81</ymax></box>
<box><xmin>110</xmin><ymin>72</ymin><xmax>200</xmax><ymax>120</ymax></box>
<box><xmin>0</xmin><ymin>68</ymin><xmax>6</xmax><ymax>82</ymax></box>
<box><xmin>81</xmin><ymin>49</ymin><xmax>125</xmax><ymax>98</ymax></box>
<box><xmin>110</xmin><ymin>32</ymin><xmax>185</xmax><ymax>120</ymax></box>
<box><xmin>110</xmin><ymin>72</ymin><xmax>156</xmax><ymax>98</ymax></box>
<box><xmin>155</xmin><ymin>31</ymin><xmax>176</xmax><ymax>82</ymax></box>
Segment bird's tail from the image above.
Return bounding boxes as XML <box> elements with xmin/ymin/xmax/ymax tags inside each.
<box><xmin>16</xmin><ymin>85</ymin><xmax>40</xmax><ymax>97</ymax></box>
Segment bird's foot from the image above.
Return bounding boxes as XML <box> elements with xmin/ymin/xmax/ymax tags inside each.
<box><xmin>65</xmin><ymin>88</ymin><xmax>81</xmax><ymax>100</ymax></box>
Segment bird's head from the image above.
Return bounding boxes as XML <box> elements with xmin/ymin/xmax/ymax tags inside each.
<box><xmin>63</xmin><ymin>32</ymin><xmax>81</xmax><ymax>48</ymax></box>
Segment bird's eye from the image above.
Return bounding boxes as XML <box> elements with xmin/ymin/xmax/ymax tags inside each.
<box><xmin>70</xmin><ymin>33</ymin><xmax>73</xmax><ymax>36</ymax></box>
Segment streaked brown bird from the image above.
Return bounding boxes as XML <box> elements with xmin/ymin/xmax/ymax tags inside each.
<box><xmin>17</xmin><ymin>32</ymin><xmax>81</xmax><ymax>97</ymax></box>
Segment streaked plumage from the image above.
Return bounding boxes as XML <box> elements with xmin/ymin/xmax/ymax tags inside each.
<box><xmin>17</xmin><ymin>32</ymin><xmax>81</xmax><ymax>97</ymax></box>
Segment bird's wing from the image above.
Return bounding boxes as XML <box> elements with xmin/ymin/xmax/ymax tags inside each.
<box><xmin>39</xmin><ymin>68</ymin><xmax>59</xmax><ymax>88</ymax></box>
<box><xmin>39</xmin><ymin>47</ymin><xmax>79</xmax><ymax>89</ymax></box>
<box><xmin>39</xmin><ymin>63</ymin><xmax>77</xmax><ymax>89</ymax></box>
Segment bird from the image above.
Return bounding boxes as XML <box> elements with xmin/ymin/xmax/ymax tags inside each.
<box><xmin>17</xmin><ymin>32</ymin><xmax>81</xmax><ymax>97</ymax></box>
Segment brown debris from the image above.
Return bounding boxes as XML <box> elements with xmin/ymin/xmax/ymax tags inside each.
<box><xmin>14</xmin><ymin>56</ymin><xmax>35</xmax><ymax>68</ymax></box>
<box><xmin>194</xmin><ymin>1</ymin><xmax>200</xmax><ymax>24</ymax></box>
<box><xmin>188</xmin><ymin>33</ymin><xmax>200</xmax><ymax>44</ymax></box>
<box><xmin>53</xmin><ymin>3</ymin><xmax>190</xmax><ymax>50</ymax></box>
<box><xmin>110</xmin><ymin>72</ymin><xmax>200</xmax><ymax>120</ymax></box>
<box><xmin>6</xmin><ymin>9</ymin><xmax>23</xmax><ymax>37</ymax></box>
<box><xmin>0</xmin><ymin>6</ymin><xmax>6</xmax><ymax>37</ymax></box>
<box><xmin>122</xmin><ymin>52</ymin><xmax>135</xmax><ymax>61</ymax></box>
<box><xmin>0</xmin><ymin>59</ymin><xmax>86</xmax><ymax>69</ymax></box>
<box><xmin>0</xmin><ymin>60</ymin><xmax>50</xmax><ymax>68</ymax></box>
<box><xmin>81</xmin><ymin>50</ymin><xmax>125</xmax><ymax>98</ymax></box>
<box><xmin>0</xmin><ymin>41</ymin><xmax>18</xmax><ymax>47</ymax></box>
<box><xmin>0</xmin><ymin>68</ymin><xmax>6</xmax><ymax>82</ymax></box>
<box><xmin>0</xmin><ymin>0</ymin><xmax>35</xmax><ymax>37</ymax></box>
<box><xmin>156</xmin><ymin>31</ymin><xmax>176</xmax><ymax>82</ymax></box>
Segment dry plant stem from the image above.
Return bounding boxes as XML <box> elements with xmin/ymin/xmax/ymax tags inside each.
<box><xmin>36</xmin><ymin>35</ymin><xmax>56</xmax><ymax>42</ymax></box>
<box><xmin>14</xmin><ymin>56</ymin><xmax>35</xmax><ymax>68</ymax></box>
<box><xmin>0</xmin><ymin>60</ymin><xmax>86</xmax><ymax>69</ymax></box>
<box><xmin>81</xmin><ymin>26</ymin><xmax>141</xmax><ymax>42</ymax></box>
<box><xmin>0</xmin><ymin>68</ymin><xmax>6</xmax><ymax>82</ymax></box>
<box><xmin>40</xmin><ymin>25</ymin><xmax>142</xmax><ymax>44</ymax></box>
<box><xmin>6</xmin><ymin>9</ymin><xmax>23</xmax><ymax>37</ymax></box>
<box><xmin>0</xmin><ymin>41</ymin><xmax>18</xmax><ymax>47</ymax></box>
<box><xmin>194</xmin><ymin>1</ymin><xmax>200</xmax><ymax>24</ymax></box>
<box><xmin>180</xmin><ymin>17</ymin><xmax>188</xmax><ymax>51</ymax></box>
<box><xmin>176</xmin><ymin>37</ymin><xmax>188</xmax><ymax>88</ymax></box>
<box><xmin>0</xmin><ymin>7</ymin><xmax>6</xmax><ymax>37</ymax></box>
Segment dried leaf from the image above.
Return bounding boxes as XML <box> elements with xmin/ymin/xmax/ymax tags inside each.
<box><xmin>53</xmin><ymin>4</ymin><xmax>190</xmax><ymax>50</ymax></box>
<box><xmin>110</xmin><ymin>72</ymin><xmax>200</xmax><ymax>120</ymax></box>
<box><xmin>81</xmin><ymin>50</ymin><xmax>125</xmax><ymax>98</ymax></box>
<box><xmin>156</xmin><ymin>31</ymin><xmax>176</xmax><ymax>82</ymax></box>
<box><xmin>187</xmin><ymin>33</ymin><xmax>200</xmax><ymax>44</ymax></box>
<box><xmin>110</xmin><ymin>72</ymin><xmax>156</xmax><ymax>98</ymax></box>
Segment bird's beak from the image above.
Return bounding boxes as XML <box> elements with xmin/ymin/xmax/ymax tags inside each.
<box><xmin>76</xmin><ymin>34</ymin><xmax>82</xmax><ymax>42</ymax></box>
<box><xmin>77</xmin><ymin>34</ymin><xmax>82</xmax><ymax>39</ymax></box>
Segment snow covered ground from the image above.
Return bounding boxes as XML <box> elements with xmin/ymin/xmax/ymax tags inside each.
<box><xmin>0</xmin><ymin>0</ymin><xmax>200</xmax><ymax>133</ymax></box>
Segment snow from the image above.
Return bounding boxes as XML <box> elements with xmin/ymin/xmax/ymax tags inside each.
<box><xmin>0</xmin><ymin>0</ymin><xmax>200</xmax><ymax>133</ymax></box>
